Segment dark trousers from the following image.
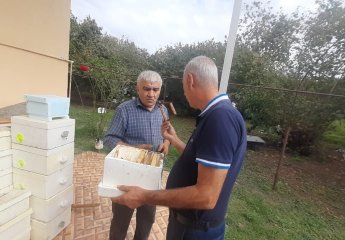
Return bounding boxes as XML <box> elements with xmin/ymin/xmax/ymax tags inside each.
<box><xmin>109</xmin><ymin>202</ymin><xmax>156</xmax><ymax>240</ymax></box>
<box><xmin>166</xmin><ymin>213</ymin><xmax>225</xmax><ymax>240</ymax></box>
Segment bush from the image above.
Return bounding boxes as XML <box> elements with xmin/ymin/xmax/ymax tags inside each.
<box><xmin>323</xmin><ymin>120</ymin><xmax>345</xmax><ymax>148</ymax></box>
<box><xmin>287</xmin><ymin>128</ymin><xmax>316</xmax><ymax>156</ymax></box>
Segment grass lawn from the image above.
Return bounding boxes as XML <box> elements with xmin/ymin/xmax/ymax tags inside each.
<box><xmin>70</xmin><ymin>105</ymin><xmax>114</xmax><ymax>154</ymax></box>
<box><xmin>70</xmin><ymin>105</ymin><xmax>345</xmax><ymax>239</ymax></box>
<box><xmin>225</xmin><ymin>152</ymin><xmax>345</xmax><ymax>240</ymax></box>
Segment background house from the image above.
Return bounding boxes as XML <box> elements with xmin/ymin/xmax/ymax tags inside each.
<box><xmin>0</xmin><ymin>0</ymin><xmax>71</xmax><ymax>112</ymax></box>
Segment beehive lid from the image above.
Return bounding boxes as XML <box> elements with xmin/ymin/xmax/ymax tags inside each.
<box><xmin>24</xmin><ymin>95</ymin><xmax>70</xmax><ymax>104</ymax></box>
<box><xmin>11</xmin><ymin>115</ymin><xmax>75</xmax><ymax>129</ymax></box>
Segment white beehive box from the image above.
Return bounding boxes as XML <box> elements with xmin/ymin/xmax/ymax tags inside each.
<box><xmin>25</xmin><ymin>95</ymin><xmax>70</xmax><ymax>120</ymax></box>
<box><xmin>15</xmin><ymin>227</ymin><xmax>31</xmax><ymax>240</ymax></box>
<box><xmin>11</xmin><ymin>116</ymin><xmax>75</xmax><ymax>150</ymax></box>
<box><xmin>0</xmin><ymin>185</ymin><xmax>13</xmax><ymax>197</ymax></box>
<box><xmin>0</xmin><ymin>149</ymin><xmax>12</xmax><ymax>172</ymax></box>
<box><xmin>98</xmin><ymin>145</ymin><xmax>163</xmax><ymax>197</ymax></box>
<box><xmin>13</xmin><ymin>164</ymin><xmax>73</xmax><ymax>199</ymax></box>
<box><xmin>0</xmin><ymin>168</ymin><xmax>12</xmax><ymax>193</ymax></box>
<box><xmin>0</xmin><ymin>189</ymin><xmax>31</xmax><ymax>225</ymax></box>
<box><xmin>0</xmin><ymin>208</ymin><xmax>32</xmax><ymax>240</ymax></box>
<box><xmin>31</xmin><ymin>207</ymin><xmax>71</xmax><ymax>240</ymax></box>
<box><xmin>30</xmin><ymin>185</ymin><xmax>73</xmax><ymax>222</ymax></box>
<box><xmin>0</xmin><ymin>150</ymin><xmax>13</xmax><ymax>197</ymax></box>
<box><xmin>0</xmin><ymin>127</ymin><xmax>11</xmax><ymax>151</ymax></box>
<box><xmin>12</xmin><ymin>142</ymin><xmax>74</xmax><ymax>175</ymax></box>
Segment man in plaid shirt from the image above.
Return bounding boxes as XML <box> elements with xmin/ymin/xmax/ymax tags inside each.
<box><xmin>104</xmin><ymin>70</ymin><xmax>170</xmax><ymax>240</ymax></box>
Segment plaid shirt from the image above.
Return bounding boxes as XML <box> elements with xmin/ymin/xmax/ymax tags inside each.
<box><xmin>103</xmin><ymin>98</ymin><xmax>169</xmax><ymax>151</ymax></box>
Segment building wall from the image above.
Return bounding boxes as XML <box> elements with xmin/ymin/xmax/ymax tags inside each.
<box><xmin>0</xmin><ymin>0</ymin><xmax>71</xmax><ymax>108</ymax></box>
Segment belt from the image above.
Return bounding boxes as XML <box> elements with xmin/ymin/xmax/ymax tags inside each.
<box><xmin>170</xmin><ymin>210</ymin><xmax>224</xmax><ymax>231</ymax></box>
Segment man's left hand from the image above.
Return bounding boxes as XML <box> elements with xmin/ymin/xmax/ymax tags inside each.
<box><xmin>111</xmin><ymin>185</ymin><xmax>147</xmax><ymax>209</ymax></box>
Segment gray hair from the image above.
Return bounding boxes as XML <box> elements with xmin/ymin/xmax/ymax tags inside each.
<box><xmin>137</xmin><ymin>70</ymin><xmax>162</xmax><ymax>86</ymax></box>
<box><xmin>183</xmin><ymin>56</ymin><xmax>218</xmax><ymax>88</ymax></box>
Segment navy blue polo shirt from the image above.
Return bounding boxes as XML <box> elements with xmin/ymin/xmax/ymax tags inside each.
<box><xmin>166</xmin><ymin>94</ymin><xmax>247</xmax><ymax>222</ymax></box>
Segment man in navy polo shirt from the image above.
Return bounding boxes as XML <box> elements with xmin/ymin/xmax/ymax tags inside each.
<box><xmin>112</xmin><ymin>56</ymin><xmax>247</xmax><ymax>239</ymax></box>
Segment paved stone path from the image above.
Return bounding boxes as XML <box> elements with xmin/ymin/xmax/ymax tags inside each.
<box><xmin>54</xmin><ymin>151</ymin><xmax>169</xmax><ymax>240</ymax></box>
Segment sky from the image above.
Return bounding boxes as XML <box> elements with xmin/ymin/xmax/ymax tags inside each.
<box><xmin>71</xmin><ymin>0</ymin><xmax>317</xmax><ymax>54</ymax></box>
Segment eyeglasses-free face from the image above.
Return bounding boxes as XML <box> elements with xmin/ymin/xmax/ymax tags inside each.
<box><xmin>137</xmin><ymin>80</ymin><xmax>161</xmax><ymax>110</ymax></box>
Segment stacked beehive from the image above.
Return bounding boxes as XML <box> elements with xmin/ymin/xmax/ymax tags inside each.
<box><xmin>0</xmin><ymin>124</ymin><xmax>32</xmax><ymax>239</ymax></box>
<box><xmin>0</xmin><ymin>127</ymin><xmax>12</xmax><ymax>195</ymax></box>
<box><xmin>11</xmin><ymin>95</ymin><xmax>75</xmax><ymax>240</ymax></box>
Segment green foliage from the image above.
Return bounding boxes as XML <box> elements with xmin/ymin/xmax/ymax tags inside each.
<box><xmin>151</xmin><ymin>40</ymin><xmax>226</xmax><ymax>115</ymax></box>
<box><xmin>70</xmin><ymin>105</ymin><xmax>113</xmax><ymax>153</ymax></box>
<box><xmin>250</xmin><ymin>126</ymin><xmax>281</xmax><ymax>147</ymax></box>
<box><xmin>68</xmin><ymin>0</ymin><xmax>345</xmax><ymax>146</ymax></box>
<box><xmin>323</xmin><ymin>120</ymin><xmax>345</xmax><ymax>147</ymax></box>
<box><xmin>69</xmin><ymin>14</ymin><xmax>151</xmax><ymax>122</ymax></box>
<box><xmin>164</xmin><ymin>147</ymin><xmax>179</xmax><ymax>171</ymax></box>
<box><xmin>232</xmin><ymin>0</ymin><xmax>345</xmax><ymax>152</ymax></box>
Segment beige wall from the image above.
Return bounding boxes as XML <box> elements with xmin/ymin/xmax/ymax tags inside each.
<box><xmin>0</xmin><ymin>0</ymin><xmax>71</xmax><ymax>108</ymax></box>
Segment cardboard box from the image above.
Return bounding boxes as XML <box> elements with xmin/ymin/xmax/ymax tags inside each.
<box><xmin>98</xmin><ymin>145</ymin><xmax>164</xmax><ymax>197</ymax></box>
<box><xmin>25</xmin><ymin>95</ymin><xmax>70</xmax><ymax>120</ymax></box>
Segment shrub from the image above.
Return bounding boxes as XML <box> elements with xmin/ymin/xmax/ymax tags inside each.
<box><xmin>323</xmin><ymin>120</ymin><xmax>345</xmax><ymax>148</ymax></box>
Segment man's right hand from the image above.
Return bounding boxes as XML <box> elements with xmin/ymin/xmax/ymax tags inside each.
<box><xmin>161</xmin><ymin>120</ymin><xmax>177</xmax><ymax>143</ymax></box>
<box><xmin>161</xmin><ymin>120</ymin><xmax>186</xmax><ymax>154</ymax></box>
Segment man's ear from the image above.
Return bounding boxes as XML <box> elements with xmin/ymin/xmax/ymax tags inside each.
<box><xmin>186</xmin><ymin>73</ymin><xmax>195</xmax><ymax>89</ymax></box>
<box><xmin>136</xmin><ymin>85</ymin><xmax>139</xmax><ymax>93</ymax></box>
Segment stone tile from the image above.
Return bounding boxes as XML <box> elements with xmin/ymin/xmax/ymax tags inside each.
<box><xmin>54</xmin><ymin>151</ymin><xmax>169</xmax><ymax>240</ymax></box>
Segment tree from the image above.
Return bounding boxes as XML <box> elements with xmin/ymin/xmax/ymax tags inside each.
<box><xmin>69</xmin><ymin>14</ymin><xmax>151</xmax><ymax>138</ymax></box>
<box><xmin>232</xmin><ymin>0</ymin><xmax>345</xmax><ymax>190</ymax></box>
<box><xmin>151</xmin><ymin>40</ymin><xmax>226</xmax><ymax>115</ymax></box>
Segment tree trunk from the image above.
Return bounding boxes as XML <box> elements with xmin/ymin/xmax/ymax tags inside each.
<box><xmin>72</xmin><ymin>78</ymin><xmax>84</xmax><ymax>106</ymax></box>
<box><xmin>273</xmin><ymin>126</ymin><xmax>291</xmax><ymax>191</ymax></box>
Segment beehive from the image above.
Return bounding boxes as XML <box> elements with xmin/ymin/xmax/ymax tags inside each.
<box><xmin>98</xmin><ymin>145</ymin><xmax>164</xmax><ymax>197</ymax></box>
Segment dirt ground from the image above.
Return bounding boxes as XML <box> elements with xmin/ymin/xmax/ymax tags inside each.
<box><xmin>248</xmin><ymin>146</ymin><xmax>345</xmax><ymax>218</ymax></box>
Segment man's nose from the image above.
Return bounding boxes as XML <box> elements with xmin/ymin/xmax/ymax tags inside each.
<box><xmin>148</xmin><ymin>90</ymin><xmax>155</xmax><ymax>97</ymax></box>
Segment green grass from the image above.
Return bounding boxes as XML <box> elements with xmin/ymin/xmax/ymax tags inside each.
<box><xmin>70</xmin><ymin>105</ymin><xmax>345</xmax><ymax>239</ymax></box>
<box><xmin>70</xmin><ymin>104</ymin><xmax>114</xmax><ymax>154</ymax></box>
<box><xmin>323</xmin><ymin>120</ymin><xmax>345</xmax><ymax>148</ymax></box>
<box><xmin>164</xmin><ymin>115</ymin><xmax>195</xmax><ymax>171</ymax></box>
<box><xmin>225</xmin><ymin>155</ymin><xmax>345</xmax><ymax>239</ymax></box>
